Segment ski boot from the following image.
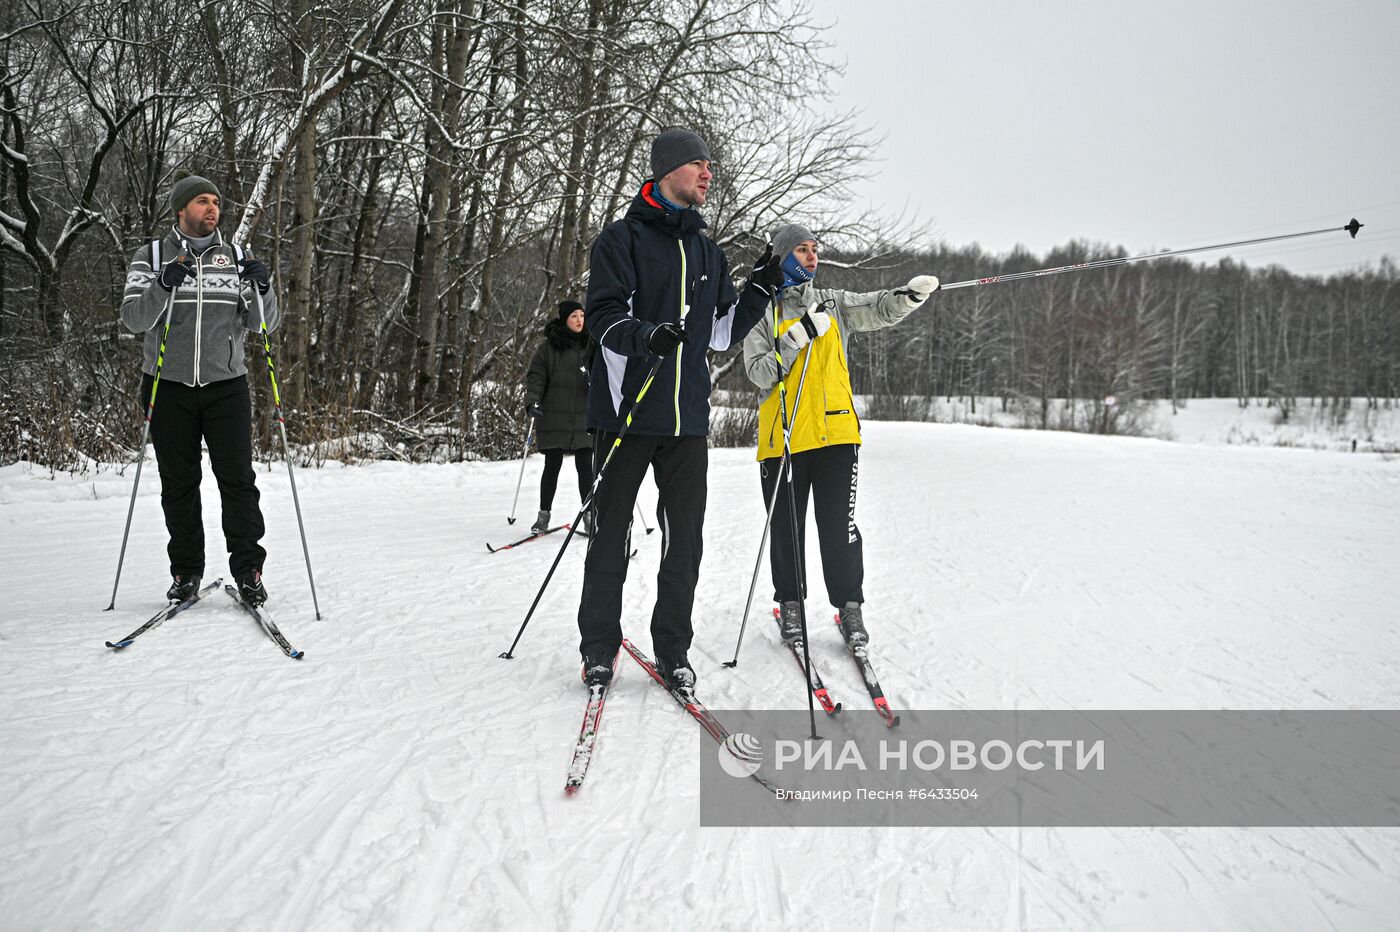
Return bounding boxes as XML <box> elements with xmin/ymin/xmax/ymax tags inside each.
<box><xmin>654</xmin><ymin>653</ymin><xmax>696</xmax><ymax>692</ymax></box>
<box><xmin>581</xmin><ymin>650</ymin><xmax>616</xmax><ymax>688</ymax></box>
<box><xmin>166</xmin><ymin>573</ymin><xmax>202</xmax><ymax>603</ymax></box>
<box><xmin>235</xmin><ymin>570</ymin><xmax>268</xmax><ymax>608</ymax></box>
<box><xmin>837</xmin><ymin>602</ymin><xmax>868</xmax><ymax>648</ymax></box>
<box><xmin>530</xmin><ymin>510</ymin><xmax>551</xmax><ymax>535</ymax></box>
<box><xmin>776</xmin><ymin>600</ymin><xmax>804</xmax><ymax>644</ymax></box>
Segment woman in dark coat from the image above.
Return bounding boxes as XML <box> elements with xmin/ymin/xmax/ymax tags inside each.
<box><xmin>524</xmin><ymin>300</ymin><xmax>592</xmax><ymax>534</ymax></box>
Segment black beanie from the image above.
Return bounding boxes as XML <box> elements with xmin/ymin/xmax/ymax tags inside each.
<box><xmin>558</xmin><ymin>299</ymin><xmax>584</xmax><ymax>322</ymax></box>
<box><xmin>169</xmin><ymin>175</ymin><xmax>221</xmax><ymax>215</ymax></box>
<box><xmin>650</xmin><ymin>129</ymin><xmax>711</xmax><ymax>181</ymax></box>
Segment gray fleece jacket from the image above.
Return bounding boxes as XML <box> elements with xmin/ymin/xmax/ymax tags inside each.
<box><xmin>120</xmin><ymin>227</ymin><xmax>281</xmax><ymax>386</ymax></box>
<box><xmin>741</xmin><ymin>281</ymin><xmax>913</xmax><ymax>394</ymax></box>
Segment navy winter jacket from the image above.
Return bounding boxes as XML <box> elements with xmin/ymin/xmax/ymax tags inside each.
<box><xmin>584</xmin><ymin>182</ymin><xmax>768</xmax><ymax>436</ymax></box>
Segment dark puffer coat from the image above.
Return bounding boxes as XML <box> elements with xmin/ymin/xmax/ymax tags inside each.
<box><xmin>525</xmin><ymin>318</ymin><xmax>591</xmax><ymax>451</ymax></box>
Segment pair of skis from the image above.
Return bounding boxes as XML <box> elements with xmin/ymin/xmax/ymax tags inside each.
<box><xmin>565</xmin><ymin>639</ymin><xmax>781</xmax><ymax>795</ymax></box>
<box><xmin>105</xmin><ymin>583</ymin><xmax>304</xmax><ymax>659</ymax></box>
<box><xmin>772</xmin><ymin>608</ymin><xmax>900</xmax><ymax>728</ymax></box>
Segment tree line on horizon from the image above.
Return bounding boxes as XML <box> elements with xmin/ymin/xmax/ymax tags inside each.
<box><xmin>777</xmin><ymin>242</ymin><xmax>1400</xmax><ymax>436</ymax></box>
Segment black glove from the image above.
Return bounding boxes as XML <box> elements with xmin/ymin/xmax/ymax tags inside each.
<box><xmin>526</xmin><ymin>402</ymin><xmax>543</xmax><ymax>418</ymax></box>
<box><xmin>646</xmin><ymin>321</ymin><xmax>689</xmax><ymax>356</ymax></box>
<box><xmin>747</xmin><ymin>244</ymin><xmax>784</xmax><ymax>295</ymax></box>
<box><xmin>238</xmin><ymin>257</ymin><xmax>271</xmax><ymax>293</ymax></box>
<box><xmin>159</xmin><ymin>255</ymin><xmax>194</xmax><ymax>291</ymax></box>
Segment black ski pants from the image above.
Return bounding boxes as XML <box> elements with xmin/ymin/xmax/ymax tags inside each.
<box><xmin>142</xmin><ymin>373</ymin><xmax>267</xmax><ymax>579</ymax></box>
<box><xmin>539</xmin><ymin>447</ymin><xmax>591</xmax><ymax>512</ymax></box>
<box><xmin>761</xmin><ymin>443</ymin><xmax>863</xmax><ymax>607</ymax></box>
<box><xmin>577</xmin><ymin>432</ymin><xmax>706</xmax><ymax>663</ymax></box>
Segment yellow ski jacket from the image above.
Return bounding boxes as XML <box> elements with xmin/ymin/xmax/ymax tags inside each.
<box><xmin>742</xmin><ymin>282</ymin><xmax>915</xmax><ymax>460</ymax></box>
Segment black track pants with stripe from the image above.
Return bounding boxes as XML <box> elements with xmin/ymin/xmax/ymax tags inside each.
<box><xmin>760</xmin><ymin>443</ymin><xmax>863</xmax><ymax>607</ymax></box>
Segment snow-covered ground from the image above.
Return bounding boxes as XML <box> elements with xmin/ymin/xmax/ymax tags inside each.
<box><xmin>895</xmin><ymin>396</ymin><xmax>1400</xmax><ymax>453</ymax></box>
<box><xmin>3</xmin><ymin>422</ymin><xmax>1399</xmax><ymax>929</ymax></box>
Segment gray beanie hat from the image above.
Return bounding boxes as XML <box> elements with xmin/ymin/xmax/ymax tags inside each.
<box><xmin>771</xmin><ymin>222</ymin><xmax>817</xmax><ymax>261</ymax></box>
<box><xmin>169</xmin><ymin>175</ymin><xmax>221</xmax><ymax>215</ymax></box>
<box><xmin>650</xmin><ymin>129</ymin><xmax>711</xmax><ymax>181</ymax></box>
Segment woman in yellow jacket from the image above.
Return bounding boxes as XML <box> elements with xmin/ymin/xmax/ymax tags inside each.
<box><xmin>741</xmin><ymin>222</ymin><xmax>938</xmax><ymax>647</ymax></box>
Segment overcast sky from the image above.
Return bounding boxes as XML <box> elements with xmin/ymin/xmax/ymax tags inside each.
<box><xmin>806</xmin><ymin>0</ymin><xmax>1400</xmax><ymax>277</ymax></box>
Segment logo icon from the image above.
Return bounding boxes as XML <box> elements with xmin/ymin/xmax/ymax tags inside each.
<box><xmin>212</xmin><ymin>254</ymin><xmax>231</xmax><ymax>268</ymax></box>
<box><xmin>719</xmin><ymin>732</ymin><xmax>764</xmax><ymax>778</ymax></box>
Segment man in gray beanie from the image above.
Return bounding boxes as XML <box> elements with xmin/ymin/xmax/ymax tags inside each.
<box><xmin>649</xmin><ymin>128</ymin><xmax>712</xmax><ymax>187</ymax></box>
<box><xmin>118</xmin><ymin>172</ymin><xmax>282</xmax><ymax>609</ymax></box>
<box><xmin>742</xmin><ymin>220</ymin><xmax>938</xmax><ymax>684</ymax></box>
<box><xmin>573</xmin><ymin>128</ymin><xmax>782</xmax><ymax>694</ymax></box>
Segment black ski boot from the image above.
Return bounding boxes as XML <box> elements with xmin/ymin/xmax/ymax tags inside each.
<box><xmin>236</xmin><ymin>570</ymin><xmax>268</xmax><ymax>608</ymax></box>
<box><xmin>838</xmin><ymin>602</ymin><xmax>868</xmax><ymax>648</ymax></box>
<box><xmin>581</xmin><ymin>650</ymin><xmax>616</xmax><ymax>688</ymax></box>
<box><xmin>777</xmin><ymin>600</ymin><xmax>804</xmax><ymax>644</ymax></box>
<box><xmin>166</xmin><ymin>574</ymin><xmax>202</xmax><ymax>603</ymax></box>
<box><xmin>655</xmin><ymin>653</ymin><xmax>696</xmax><ymax>692</ymax></box>
<box><xmin>530</xmin><ymin>510</ymin><xmax>551</xmax><ymax>535</ymax></box>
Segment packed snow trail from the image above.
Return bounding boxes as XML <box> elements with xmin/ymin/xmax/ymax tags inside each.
<box><xmin>2</xmin><ymin>422</ymin><xmax>1399</xmax><ymax>929</ymax></box>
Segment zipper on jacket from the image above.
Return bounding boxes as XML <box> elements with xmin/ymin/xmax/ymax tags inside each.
<box><xmin>674</xmin><ymin>238</ymin><xmax>688</xmax><ymax>436</ymax></box>
<box><xmin>193</xmin><ymin>248</ymin><xmax>204</xmax><ymax>385</ymax></box>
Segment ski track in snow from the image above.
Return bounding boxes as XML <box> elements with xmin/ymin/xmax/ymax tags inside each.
<box><xmin>3</xmin><ymin>422</ymin><xmax>1400</xmax><ymax>929</ymax></box>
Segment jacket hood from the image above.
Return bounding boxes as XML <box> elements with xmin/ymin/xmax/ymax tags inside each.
<box><xmin>544</xmin><ymin>316</ymin><xmax>588</xmax><ymax>351</ymax></box>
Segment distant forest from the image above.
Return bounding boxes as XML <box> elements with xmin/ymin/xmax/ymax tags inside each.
<box><xmin>741</xmin><ymin>242</ymin><xmax>1400</xmax><ymax>436</ymax></box>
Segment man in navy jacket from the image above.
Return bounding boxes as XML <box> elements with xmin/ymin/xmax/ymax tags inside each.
<box><xmin>578</xmin><ymin>128</ymin><xmax>779</xmax><ymax>691</ymax></box>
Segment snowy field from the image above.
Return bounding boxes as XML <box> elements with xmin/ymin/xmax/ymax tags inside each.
<box><xmin>894</xmin><ymin>396</ymin><xmax>1400</xmax><ymax>454</ymax></box>
<box><xmin>3</xmin><ymin>422</ymin><xmax>1400</xmax><ymax>930</ymax></box>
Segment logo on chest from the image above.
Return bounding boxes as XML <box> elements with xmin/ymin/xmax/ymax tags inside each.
<box><xmin>210</xmin><ymin>254</ymin><xmax>232</xmax><ymax>269</ymax></box>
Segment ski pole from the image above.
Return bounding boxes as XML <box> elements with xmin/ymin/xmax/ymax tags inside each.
<box><xmin>777</xmin><ymin>367</ymin><xmax>819</xmax><ymax>741</ymax></box>
<box><xmin>248</xmin><ymin>247</ymin><xmax>322</xmax><ymax>620</ymax></box>
<box><xmin>105</xmin><ymin>267</ymin><xmax>184</xmax><ymax>611</ymax></box>
<box><xmin>915</xmin><ymin>218</ymin><xmax>1363</xmax><ymax>295</ymax></box>
<box><xmin>634</xmin><ymin>501</ymin><xmax>655</xmax><ymax>535</ymax></box>
<box><xmin>723</xmin><ymin>296</ymin><xmax>824</xmax><ymax>740</ymax></box>
<box><xmin>507</xmin><ymin>418</ymin><xmax>533</xmax><ymax>524</ymax></box>
<box><xmin>723</xmin><ymin>329</ymin><xmax>814</xmax><ymax>667</ymax></box>
<box><xmin>500</xmin><ymin>351</ymin><xmax>670</xmax><ymax>660</ymax></box>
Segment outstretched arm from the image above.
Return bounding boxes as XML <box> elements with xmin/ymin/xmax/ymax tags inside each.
<box><xmin>835</xmin><ymin>274</ymin><xmax>940</xmax><ymax>333</ymax></box>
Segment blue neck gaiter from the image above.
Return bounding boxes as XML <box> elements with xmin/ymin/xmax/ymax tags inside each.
<box><xmin>780</xmin><ymin>251</ymin><xmax>815</xmax><ymax>291</ymax></box>
<box><xmin>653</xmin><ymin>185</ymin><xmax>688</xmax><ymax>212</ymax></box>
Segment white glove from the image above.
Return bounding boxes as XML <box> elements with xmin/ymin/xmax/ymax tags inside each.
<box><xmin>781</xmin><ymin>307</ymin><xmax>832</xmax><ymax>351</ymax></box>
<box><xmin>900</xmin><ymin>274</ymin><xmax>940</xmax><ymax>308</ymax></box>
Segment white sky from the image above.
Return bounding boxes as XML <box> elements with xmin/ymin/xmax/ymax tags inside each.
<box><xmin>807</xmin><ymin>0</ymin><xmax>1400</xmax><ymax>277</ymax></box>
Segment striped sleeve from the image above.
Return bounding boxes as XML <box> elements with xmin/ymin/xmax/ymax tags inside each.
<box><xmin>119</xmin><ymin>244</ymin><xmax>170</xmax><ymax>333</ymax></box>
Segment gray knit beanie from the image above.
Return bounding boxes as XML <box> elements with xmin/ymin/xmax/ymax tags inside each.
<box><xmin>771</xmin><ymin>222</ymin><xmax>817</xmax><ymax>261</ymax></box>
<box><xmin>169</xmin><ymin>175</ymin><xmax>221</xmax><ymax>215</ymax></box>
<box><xmin>650</xmin><ymin>129</ymin><xmax>711</xmax><ymax>181</ymax></box>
